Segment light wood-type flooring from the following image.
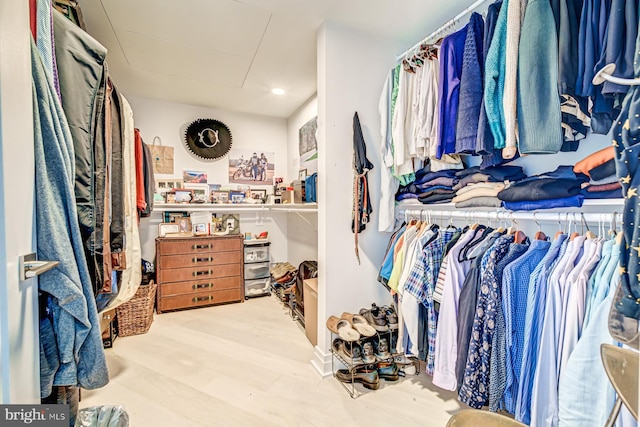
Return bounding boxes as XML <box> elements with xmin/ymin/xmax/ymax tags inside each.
<box><xmin>80</xmin><ymin>296</ymin><xmax>465</xmax><ymax>426</ymax></box>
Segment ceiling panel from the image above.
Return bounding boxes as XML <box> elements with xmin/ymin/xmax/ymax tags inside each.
<box><xmin>116</xmin><ymin>30</ymin><xmax>251</xmax><ymax>87</ymax></box>
<box><xmin>100</xmin><ymin>0</ymin><xmax>270</xmax><ymax>56</ymax></box>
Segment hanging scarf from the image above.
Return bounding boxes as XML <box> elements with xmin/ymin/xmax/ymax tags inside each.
<box><xmin>352</xmin><ymin>112</ymin><xmax>374</xmax><ymax>264</ymax></box>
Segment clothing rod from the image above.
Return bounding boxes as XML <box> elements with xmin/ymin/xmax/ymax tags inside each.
<box><xmin>396</xmin><ymin>0</ymin><xmax>490</xmax><ymax>60</ymax></box>
<box><xmin>401</xmin><ymin>209</ymin><xmax>617</xmax><ymax>223</ymax></box>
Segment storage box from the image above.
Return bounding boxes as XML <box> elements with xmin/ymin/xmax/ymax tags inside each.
<box><xmin>244</xmin><ymin>261</ymin><xmax>270</xmax><ymax>280</ymax></box>
<box><xmin>303</xmin><ymin>278</ymin><xmax>318</xmax><ymax>346</ymax></box>
<box><xmin>293</xmin><ymin>180</ymin><xmax>306</xmax><ymax>204</ymax></box>
<box><xmin>245</xmin><ymin>277</ymin><xmax>271</xmax><ymax>296</ymax></box>
<box><xmin>244</xmin><ymin>241</ymin><xmax>270</xmax><ymax>263</ymax></box>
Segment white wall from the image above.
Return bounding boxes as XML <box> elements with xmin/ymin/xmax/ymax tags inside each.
<box><xmin>314</xmin><ymin>21</ymin><xmax>405</xmax><ymax>375</ymax></box>
<box><xmin>286</xmin><ymin>95</ymin><xmax>319</xmax><ymax>266</ymax></box>
<box><xmin>0</xmin><ymin>1</ymin><xmax>39</xmax><ymax>403</ymax></box>
<box><xmin>126</xmin><ymin>96</ymin><xmax>290</xmax><ymax>263</ymax></box>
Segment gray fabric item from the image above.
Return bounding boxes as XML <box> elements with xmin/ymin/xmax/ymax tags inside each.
<box><xmin>452</xmin><ymin>173</ymin><xmax>492</xmax><ymax>191</ymax></box>
<box><xmin>109</xmin><ymin>80</ymin><xmax>125</xmax><ymax>253</ymax></box>
<box><xmin>32</xmin><ymin>39</ymin><xmax>108</xmax><ymax>390</ymax></box>
<box><xmin>455</xmin><ymin>196</ymin><xmax>503</xmax><ymax>208</ymax></box>
<box><xmin>76</xmin><ymin>406</ymin><xmax>129</xmax><ymax>427</ymax></box>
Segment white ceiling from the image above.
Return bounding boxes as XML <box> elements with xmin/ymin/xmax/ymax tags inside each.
<box><xmin>81</xmin><ymin>0</ymin><xmax>475</xmax><ymax>118</ymax></box>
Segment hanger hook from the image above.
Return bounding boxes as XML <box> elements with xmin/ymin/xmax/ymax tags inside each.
<box><xmin>533</xmin><ymin>212</ymin><xmax>541</xmax><ymax>230</ymax></box>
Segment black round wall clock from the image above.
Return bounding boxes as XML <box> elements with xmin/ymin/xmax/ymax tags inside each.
<box><xmin>184</xmin><ymin>118</ymin><xmax>233</xmax><ymax>161</ymax></box>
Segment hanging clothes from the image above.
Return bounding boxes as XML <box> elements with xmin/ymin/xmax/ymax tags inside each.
<box><xmin>612</xmin><ymin>23</ymin><xmax>640</xmax><ymax>320</ymax></box>
<box><xmin>352</xmin><ymin>112</ymin><xmax>374</xmax><ymax>264</ymax></box>
<box><xmin>378</xmin><ymin>70</ymin><xmax>400</xmax><ymax>232</ymax></box>
<box><xmin>31</xmin><ymin>38</ymin><xmax>108</xmax><ymax>394</ymax></box>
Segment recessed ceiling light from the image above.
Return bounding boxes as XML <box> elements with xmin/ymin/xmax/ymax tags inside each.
<box><xmin>271</xmin><ymin>88</ymin><xmax>285</xmax><ymax>95</ymax></box>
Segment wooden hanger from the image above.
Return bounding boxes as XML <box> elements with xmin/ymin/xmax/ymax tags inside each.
<box><xmin>514</xmin><ymin>230</ymin><xmax>528</xmax><ymax>244</ymax></box>
<box><xmin>533</xmin><ymin>212</ymin><xmax>547</xmax><ymax>241</ymax></box>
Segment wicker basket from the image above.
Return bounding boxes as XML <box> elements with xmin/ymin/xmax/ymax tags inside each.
<box><xmin>116</xmin><ymin>281</ymin><xmax>157</xmax><ymax>337</ymax></box>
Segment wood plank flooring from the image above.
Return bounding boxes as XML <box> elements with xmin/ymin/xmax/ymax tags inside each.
<box><xmin>80</xmin><ymin>296</ymin><xmax>465</xmax><ymax>426</ymax></box>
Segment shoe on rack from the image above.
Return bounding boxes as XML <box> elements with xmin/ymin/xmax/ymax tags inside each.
<box><xmin>375</xmin><ymin>337</ymin><xmax>391</xmax><ymax>361</ymax></box>
<box><xmin>359</xmin><ymin>307</ymin><xmax>389</xmax><ymax>332</ymax></box>
<box><xmin>326</xmin><ymin>315</ymin><xmax>360</xmax><ymax>342</ymax></box>
<box><xmin>332</xmin><ymin>338</ymin><xmax>363</xmax><ymax>364</ymax></box>
<box><xmin>381</xmin><ymin>304</ymin><xmax>399</xmax><ymax>331</ymax></box>
<box><xmin>340</xmin><ymin>312</ymin><xmax>377</xmax><ymax>337</ymax></box>
<box><xmin>361</xmin><ymin>341</ymin><xmax>377</xmax><ymax>364</ymax></box>
<box><xmin>335</xmin><ymin>366</ymin><xmax>380</xmax><ymax>390</ymax></box>
<box><xmin>376</xmin><ymin>362</ymin><xmax>400</xmax><ymax>381</ymax></box>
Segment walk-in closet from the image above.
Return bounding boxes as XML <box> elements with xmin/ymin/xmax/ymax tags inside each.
<box><xmin>1</xmin><ymin>0</ymin><xmax>639</xmax><ymax>426</ymax></box>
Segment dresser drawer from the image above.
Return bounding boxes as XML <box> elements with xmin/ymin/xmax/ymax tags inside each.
<box><xmin>158</xmin><ymin>288</ymin><xmax>243</xmax><ymax>312</ymax></box>
<box><xmin>158</xmin><ymin>237</ymin><xmax>242</xmax><ymax>255</ymax></box>
<box><xmin>158</xmin><ymin>263</ymin><xmax>242</xmax><ymax>283</ymax></box>
<box><xmin>158</xmin><ymin>251</ymin><xmax>242</xmax><ymax>270</ymax></box>
<box><xmin>244</xmin><ymin>261</ymin><xmax>270</xmax><ymax>280</ymax></box>
<box><xmin>160</xmin><ymin>277</ymin><xmax>241</xmax><ymax>296</ymax></box>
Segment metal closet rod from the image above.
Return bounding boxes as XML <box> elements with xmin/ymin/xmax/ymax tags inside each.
<box><xmin>402</xmin><ymin>209</ymin><xmax>617</xmax><ymax>224</ymax></box>
<box><xmin>396</xmin><ymin>0</ymin><xmax>490</xmax><ymax>60</ymax></box>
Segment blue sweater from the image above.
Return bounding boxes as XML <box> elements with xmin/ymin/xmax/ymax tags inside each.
<box><xmin>483</xmin><ymin>0</ymin><xmax>509</xmax><ymax>150</ymax></box>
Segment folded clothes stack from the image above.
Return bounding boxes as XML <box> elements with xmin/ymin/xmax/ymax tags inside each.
<box><xmin>396</xmin><ymin>169</ymin><xmax>460</xmax><ymax>204</ymax></box>
<box><xmin>450</xmin><ymin>165</ymin><xmax>526</xmax><ymax>208</ymax></box>
<box><xmin>574</xmin><ymin>147</ymin><xmax>623</xmax><ymax>199</ymax></box>
<box><xmin>496</xmin><ymin>165</ymin><xmax>589</xmax><ymax>210</ymax></box>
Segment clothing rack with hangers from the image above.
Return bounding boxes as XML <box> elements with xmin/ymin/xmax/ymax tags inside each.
<box><xmin>396</xmin><ymin>0</ymin><xmax>491</xmax><ymax>60</ymax></box>
<box><xmin>401</xmin><ymin>209</ymin><xmax>617</xmax><ymax>225</ymax></box>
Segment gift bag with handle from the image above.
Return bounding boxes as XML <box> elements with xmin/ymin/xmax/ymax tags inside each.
<box><xmin>149</xmin><ymin>136</ymin><xmax>174</xmax><ymax>174</ymax></box>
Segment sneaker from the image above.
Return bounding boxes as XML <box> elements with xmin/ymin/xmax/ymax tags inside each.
<box><xmin>359</xmin><ymin>307</ymin><xmax>389</xmax><ymax>332</ymax></box>
<box><xmin>376</xmin><ymin>362</ymin><xmax>400</xmax><ymax>381</ymax></box>
<box><xmin>375</xmin><ymin>337</ymin><xmax>391</xmax><ymax>361</ymax></box>
<box><xmin>361</xmin><ymin>341</ymin><xmax>377</xmax><ymax>364</ymax></box>
<box><xmin>381</xmin><ymin>305</ymin><xmax>399</xmax><ymax>330</ymax></box>
<box><xmin>332</xmin><ymin>338</ymin><xmax>362</xmax><ymax>364</ymax></box>
<box><xmin>335</xmin><ymin>366</ymin><xmax>380</xmax><ymax>390</ymax></box>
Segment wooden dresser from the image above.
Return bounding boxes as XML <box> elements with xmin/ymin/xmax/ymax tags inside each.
<box><xmin>156</xmin><ymin>235</ymin><xmax>244</xmax><ymax>313</ymax></box>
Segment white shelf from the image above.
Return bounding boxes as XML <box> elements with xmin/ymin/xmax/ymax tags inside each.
<box><xmin>153</xmin><ymin>202</ymin><xmax>318</xmax><ymax>213</ymax></box>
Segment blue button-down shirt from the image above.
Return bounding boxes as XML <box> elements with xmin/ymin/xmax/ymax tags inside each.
<box><xmin>515</xmin><ymin>234</ymin><xmax>568</xmax><ymax>424</ymax></box>
<box><xmin>501</xmin><ymin>239</ymin><xmax>551</xmax><ymax>414</ymax></box>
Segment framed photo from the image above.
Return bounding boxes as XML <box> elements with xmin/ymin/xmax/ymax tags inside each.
<box><xmin>211</xmin><ymin>190</ymin><xmax>229</xmax><ymax>204</ymax></box>
<box><xmin>221</xmin><ymin>214</ymin><xmax>240</xmax><ymax>235</ymax></box>
<box><xmin>173</xmin><ymin>189</ymin><xmax>193</xmax><ymax>203</ymax></box>
<box><xmin>229</xmin><ymin>191</ymin><xmax>246</xmax><ymax>204</ymax></box>
<box><xmin>182</xmin><ymin>170</ymin><xmax>207</xmax><ymax>184</ymax></box>
<box><xmin>156</xmin><ymin>179</ymin><xmax>183</xmax><ymax>195</ymax></box>
<box><xmin>158</xmin><ymin>223</ymin><xmax>180</xmax><ymax>237</ymax></box>
<box><xmin>298</xmin><ymin>169</ymin><xmax>308</xmax><ymax>180</ymax></box>
<box><xmin>165</xmin><ymin>192</ymin><xmax>176</xmax><ymax>203</ymax></box>
<box><xmin>184</xmin><ymin>183</ymin><xmax>208</xmax><ymax>203</ymax></box>
<box><xmin>193</xmin><ymin>222</ymin><xmax>209</xmax><ymax>236</ymax></box>
<box><xmin>167</xmin><ymin>212</ymin><xmax>188</xmax><ymax>223</ymax></box>
<box><xmin>250</xmin><ymin>189</ymin><xmax>267</xmax><ymax>203</ymax></box>
<box><xmin>176</xmin><ymin>217</ymin><xmax>192</xmax><ymax>233</ymax></box>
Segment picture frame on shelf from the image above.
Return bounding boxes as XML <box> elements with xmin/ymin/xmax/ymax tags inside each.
<box><xmin>165</xmin><ymin>192</ymin><xmax>176</xmax><ymax>203</ymax></box>
<box><xmin>156</xmin><ymin>179</ymin><xmax>183</xmax><ymax>195</ymax></box>
<box><xmin>184</xmin><ymin>183</ymin><xmax>209</xmax><ymax>203</ymax></box>
<box><xmin>167</xmin><ymin>212</ymin><xmax>188</xmax><ymax>223</ymax></box>
<box><xmin>211</xmin><ymin>190</ymin><xmax>229</xmax><ymax>204</ymax></box>
<box><xmin>250</xmin><ymin>189</ymin><xmax>267</xmax><ymax>203</ymax></box>
<box><xmin>298</xmin><ymin>169</ymin><xmax>307</xmax><ymax>180</ymax></box>
<box><xmin>158</xmin><ymin>223</ymin><xmax>180</xmax><ymax>237</ymax></box>
<box><xmin>172</xmin><ymin>189</ymin><xmax>193</xmax><ymax>204</ymax></box>
<box><xmin>229</xmin><ymin>191</ymin><xmax>246</xmax><ymax>204</ymax></box>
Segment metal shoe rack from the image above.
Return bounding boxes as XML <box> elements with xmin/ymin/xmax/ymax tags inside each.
<box><xmin>330</xmin><ymin>329</ymin><xmax>420</xmax><ymax>399</ymax></box>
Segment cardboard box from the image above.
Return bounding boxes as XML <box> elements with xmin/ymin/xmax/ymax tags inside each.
<box><xmin>303</xmin><ymin>278</ymin><xmax>318</xmax><ymax>346</ymax></box>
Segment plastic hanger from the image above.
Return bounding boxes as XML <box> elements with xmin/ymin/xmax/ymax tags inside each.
<box><xmin>533</xmin><ymin>212</ymin><xmax>547</xmax><ymax>241</ymax></box>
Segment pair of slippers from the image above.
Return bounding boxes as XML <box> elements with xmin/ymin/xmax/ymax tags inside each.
<box><xmin>326</xmin><ymin>312</ymin><xmax>376</xmax><ymax>341</ymax></box>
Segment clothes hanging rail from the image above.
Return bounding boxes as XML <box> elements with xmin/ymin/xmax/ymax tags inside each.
<box><xmin>401</xmin><ymin>209</ymin><xmax>616</xmax><ymax>224</ymax></box>
<box><xmin>396</xmin><ymin>0</ymin><xmax>491</xmax><ymax>61</ymax></box>
<box><xmin>592</xmin><ymin>63</ymin><xmax>640</xmax><ymax>86</ymax></box>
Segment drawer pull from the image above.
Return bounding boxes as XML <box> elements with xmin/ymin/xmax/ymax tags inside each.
<box><xmin>193</xmin><ymin>283</ymin><xmax>214</xmax><ymax>290</ymax></box>
<box><xmin>192</xmin><ymin>244</ymin><xmax>212</xmax><ymax>250</ymax></box>
<box><xmin>193</xmin><ymin>269</ymin><xmax>212</xmax><ymax>277</ymax></box>
<box><xmin>192</xmin><ymin>257</ymin><xmax>213</xmax><ymax>263</ymax></box>
<box><xmin>192</xmin><ymin>295</ymin><xmax>213</xmax><ymax>303</ymax></box>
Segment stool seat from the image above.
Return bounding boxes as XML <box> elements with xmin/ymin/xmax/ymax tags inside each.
<box><xmin>446</xmin><ymin>410</ymin><xmax>527</xmax><ymax>427</ymax></box>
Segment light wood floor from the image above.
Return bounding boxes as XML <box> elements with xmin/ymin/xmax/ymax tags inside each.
<box><xmin>80</xmin><ymin>296</ymin><xmax>465</xmax><ymax>426</ymax></box>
